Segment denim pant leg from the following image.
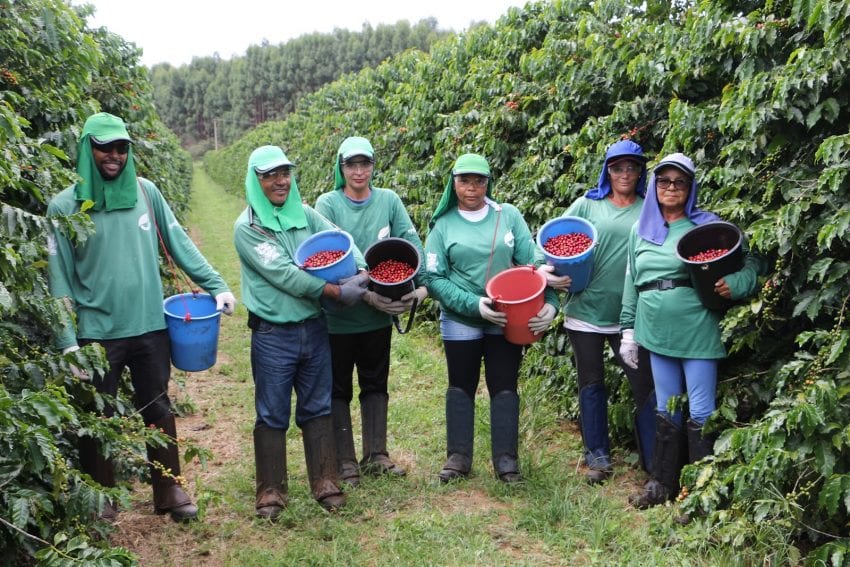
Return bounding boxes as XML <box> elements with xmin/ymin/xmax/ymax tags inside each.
<box><xmin>251</xmin><ymin>322</ymin><xmax>298</xmax><ymax>430</ymax></box>
<box><xmin>291</xmin><ymin>318</ymin><xmax>333</xmax><ymax>428</ymax></box>
<box><xmin>649</xmin><ymin>352</ymin><xmax>685</xmax><ymax>426</ymax></box>
<box><xmin>682</xmin><ymin>358</ymin><xmax>718</xmax><ymax>425</ymax></box>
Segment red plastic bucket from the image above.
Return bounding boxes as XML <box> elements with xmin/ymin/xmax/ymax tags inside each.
<box><xmin>485</xmin><ymin>266</ymin><xmax>547</xmax><ymax>345</ymax></box>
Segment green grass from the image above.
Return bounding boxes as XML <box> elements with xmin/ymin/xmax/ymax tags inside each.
<box><xmin>112</xmin><ymin>165</ymin><xmax>784</xmax><ymax>567</ymax></box>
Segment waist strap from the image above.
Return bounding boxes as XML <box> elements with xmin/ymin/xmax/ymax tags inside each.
<box><xmin>638</xmin><ymin>279</ymin><xmax>692</xmax><ymax>293</ymax></box>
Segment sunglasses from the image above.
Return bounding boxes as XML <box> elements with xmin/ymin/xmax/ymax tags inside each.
<box><xmin>91</xmin><ymin>140</ymin><xmax>131</xmax><ymax>155</ymax></box>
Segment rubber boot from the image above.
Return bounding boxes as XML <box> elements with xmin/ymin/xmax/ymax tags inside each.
<box><xmin>331</xmin><ymin>399</ymin><xmax>361</xmax><ymax>487</ymax></box>
<box><xmin>147</xmin><ymin>413</ymin><xmax>198</xmax><ymax>522</ymax></box>
<box><xmin>253</xmin><ymin>424</ymin><xmax>288</xmax><ymax>520</ymax></box>
<box><xmin>359</xmin><ymin>393</ymin><xmax>405</xmax><ymax>477</ymax></box>
<box><xmin>438</xmin><ymin>387</ymin><xmax>474</xmax><ymax>483</ymax></box>
<box><xmin>302</xmin><ymin>415</ymin><xmax>346</xmax><ymax>511</ymax></box>
<box><xmin>629</xmin><ymin>413</ymin><xmax>686</xmax><ymax>509</ymax></box>
<box><xmin>634</xmin><ymin>390</ymin><xmax>657</xmax><ymax>475</ymax></box>
<box><xmin>579</xmin><ymin>383</ymin><xmax>612</xmax><ymax>485</ymax></box>
<box><xmin>78</xmin><ymin>436</ymin><xmax>118</xmax><ymax>521</ymax></box>
<box><xmin>490</xmin><ymin>390</ymin><xmax>522</xmax><ymax>483</ymax></box>
<box><xmin>687</xmin><ymin>419</ymin><xmax>716</xmax><ymax>464</ymax></box>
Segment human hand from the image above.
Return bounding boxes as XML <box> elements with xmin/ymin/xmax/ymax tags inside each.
<box><xmin>339</xmin><ymin>271</ymin><xmax>370</xmax><ymax>287</ymax></box>
<box><xmin>400</xmin><ymin>286</ymin><xmax>428</xmax><ymax>307</ymax></box>
<box><xmin>62</xmin><ymin>345</ymin><xmax>89</xmax><ymax>380</ymax></box>
<box><xmin>537</xmin><ymin>264</ymin><xmax>572</xmax><ymax>291</ymax></box>
<box><xmin>528</xmin><ymin>303</ymin><xmax>557</xmax><ymax>335</ymax></box>
<box><xmin>337</xmin><ymin>276</ymin><xmax>368</xmax><ymax>306</ymax></box>
<box><xmin>215</xmin><ymin>291</ymin><xmax>237</xmax><ymax>315</ymax></box>
<box><xmin>714</xmin><ymin>278</ymin><xmax>732</xmax><ymax>299</ymax></box>
<box><xmin>363</xmin><ymin>290</ymin><xmax>409</xmax><ymax>315</ymax></box>
<box><xmin>618</xmin><ymin>329</ymin><xmax>639</xmax><ymax>369</ymax></box>
<box><xmin>478</xmin><ymin>297</ymin><xmax>507</xmax><ymax>326</ymax></box>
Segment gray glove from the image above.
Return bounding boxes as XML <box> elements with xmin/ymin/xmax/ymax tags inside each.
<box><xmin>528</xmin><ymin>303</ymin><xmax>557</xmax><ymax>335</ymax></box>
<box><xmin>478</xmin><ymin>297</ymin><xmax>507</xmax><ymax>326</ymax></box>
<box><xmin>363</xmin><ymin>290</ymin><xmax>408</xmax><ymax>315</ymax></box>
<box><xmin>337</xmin><ymin>274</ymin><xmax>368</xmax><ymax>306</ymax></box>
<box><xmin>400</xmin><ymin>286</ymin><xmax>428</xmax><ymax>307</ymax></box>
<box><xmin>619</xmin><ymin>328</ymin><xmax>639</xmax><ymax>369</ymax></box>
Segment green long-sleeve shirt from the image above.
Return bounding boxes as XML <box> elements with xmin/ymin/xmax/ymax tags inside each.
<box><xmin>424</xmin><ymin>203</ymin><xmax>558</xmax><ymax>328</ymax></box>
<box><xmin>234</xmin><ymin>204</ymin><xmax>366</xmax><ymax>325</ymax></box>
<box><xmin>562</xmin><ymin>196</ymin><xmax>643</xmax><ymax>327</ymax></box>
<box><xmin>620</xmin><ymin>218</ymin><xmax>761</xmax><ymax>359</ymax></box>
<box><xmin>47</xmin><ymin>178</ymin><xmax>230</xmax><ymax>350</ymax></box>
<box><xmin>315</xmin><ymin>187</ymin><xmax>424</xmax><ymax>334</ymax></box>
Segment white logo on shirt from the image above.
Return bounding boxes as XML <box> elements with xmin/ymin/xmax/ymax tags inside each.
<box><xmin>426</xmin><ymin>252</ymin><xmax>438</xmax><ymax>272</ymax></box>
<box><xmin>504</xmin><ymin>230</ymin><xmax>515</xmax><ymax>248</ymax></box>
<box><xmin>378</xmin><ymin>226</ymin><xmax>391</xmax><ymax>239</ymax></box>
<box><xmin>255</xmin><ymin>242</ymin><xmax>280</xmax><ymax>265</ymax></box>
<box><xmin>138</xmin><ymin>213</ymin><xmax>151</xmax><ymax>231</ymax></box>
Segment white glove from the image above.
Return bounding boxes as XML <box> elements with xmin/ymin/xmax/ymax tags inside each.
<box><xmin>528</xmin><ymin>303</ymin><xmax>557</xmax><ymax>335</ymax></box>
<box><xmin>62</xmin><ymin>345</ymin><xmax>89</xmax><ymax>380</ymax></box>
<box><xmin>400</xmin><ymin>286</ymin><xmax>428</xmax><ymax>307</ymax></box>
<box><xmin>363</xmin><ymin>290</ymin><xmax>408</xmax><ymax>315</ymax></box>
<box><xmin>215</xmin><ymin>291</ymin><xmax>237</xmax><ymax>315</ymax></box>
<box><xmin>478</xmin><ymin>297</ymin><xmax>507</xmax><ymax>326</ymax></box>
<box><xmin>619</xmin><ymin>328</ymin><xmax>639</xmax><ymax>369</ymax></box>
<box><xmin>537</xmin><ymin>264</ymin><xmax>572</xmax><ymax>291</ymax></box>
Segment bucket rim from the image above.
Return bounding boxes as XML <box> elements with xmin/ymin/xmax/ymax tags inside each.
<box><xmin>485</xmin><ymin>266</ymin><xmax>547</xmax><ymax>305</ymax></box>
<box><xmin>364</xmin><ymin>237</ymin><xmax>422</xmax><ymax>288</ymax></box>
<box><xmin>297</xmin><ymin>229</ymin><xmax>354</xmax><ymax>271</ymax></box>
<box><xmin>537</xmin><ymin>216</ymin><xmax>598</xmax><ymax>260</ymax></box>
<box><xmin>674</xmin><ymin>221</ymin><xmax>743</xmax><ymax>265</ymax></box>
<box><xmin>163</xmin><ymin>292</ymin><xmax>222</xmax><ymax>321</ymax></box>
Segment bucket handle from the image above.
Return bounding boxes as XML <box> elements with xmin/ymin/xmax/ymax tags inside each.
<box><xmin>391</xmin><ymin>298</ymin><xmax>419</xmax><ymax>335</ymax></box>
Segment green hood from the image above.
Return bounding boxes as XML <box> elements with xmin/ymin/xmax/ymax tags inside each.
<box><xmin>245</xmin><ymin>145</ymin><xmax>307</xmax><ymax>231</ymax></box>
<box><xmin>333</xmin><ymin>136</ymin><xmax>375</xmax><ymax>190</ymax></box>
<box><xmin>74</xmin><ymin>112</ymin><xmax>138</xmax><ymax>211</ymax></box>
<box><xmin>429</xmin><ymin>153</ymin><xmax>494</xmax><ymax>228</ymax></box>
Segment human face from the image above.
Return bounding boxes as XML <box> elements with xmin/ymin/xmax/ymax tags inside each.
<box><xmin>654</xmin><ymin>166</ymin><xmax>691</xmax><ymax>214</ymax></box>
<box><xmin>90</xmin><ymin>139</ymin><xmax>130</xmax><ymax>180</ymax></box>
<box><xmin>606</xmin><ymin>159</ymin><xmax>642</xmax><ymax>197</ymax></box>
<box><xmin>257</xmin><ymin>167</ymin><xmax>292</xmax><ymax>206</ymax></box>
<box><xmin>453</xmin><ymin>174</ymin><xmax>488</xmax><ymax>211</ymax></box>
<box><xmin>341</xmin><ymin>156</ymin><xmax>373</xmax><ymax>193</ymax></box>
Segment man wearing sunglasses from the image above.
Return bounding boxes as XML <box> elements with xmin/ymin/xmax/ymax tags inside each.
<box><xmin>47</xmin><ymin>112</ymin><xmax>237</xmax><ymax>523</ymax></box>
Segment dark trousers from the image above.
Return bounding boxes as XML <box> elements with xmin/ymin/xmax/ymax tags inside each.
<box><xmin>443</xmin><ymin>334</ymin><xmax>523</xmax><ymax>399</ymax></box>
<box><xmin>329</xmin><ymin>326</ymin><xmax>393</xmax><ymax>403</ymax></box>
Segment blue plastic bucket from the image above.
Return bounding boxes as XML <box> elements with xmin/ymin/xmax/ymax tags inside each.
<box><xmin>536</xmin><ymin>216</ymin><xmax>598</xmax><ymax>293</ymax></box>
<box><xmin>295</xmin><ymin>230</ymin><xmax>357</xmax><ymax>284</ymax></box>
<box><xmin>163</xmin><ymin>293</ymin><xmax>221</xmax><ymax>372</ymax></box>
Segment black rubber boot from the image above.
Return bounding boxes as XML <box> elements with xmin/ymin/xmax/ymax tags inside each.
<box><xmin>253</xmin><ymin>424</ymin><xmax>288</xmax><ymax>520</ymax></box>
<box><xmin>438</xmin><ymin>387</ymin><xmax>474</xmax><ymax>483</ymax></box>
<box><xmin>331</xmin><ymin>399</ymin><xmax>361</xmax><ymax>487</ymax></box>
<box><xmin>490</xmin><ymin>390</ymin><xmax>522</xmax><ymax>483</ymax></box>
<box><xmin>302</xmin><ymin>415</ymin><xmax>346</xmax><ymax>511</ymax></box>
<box><xmin>147</xmin><ymin>413</ymin><xmax>198</xmax><ymax>522</ymax></box>
<box><xmin>687</xmin><ymin>419</ymin><xmax>716</xmax><ymax>464</ymax></box>
<box><xmin>78</xmin><ymin>436</ymin><xmax>118</xmax><ymax>521</ymax></box>
<box><xmin>629</xmin><ymin>413</ymin><xmax>686</xmax><ymax>509</ymax></box>
<box><xmin>360</xmin><ymin>393</ymin><xmax>405</xmax><ymax>477</ymax></box>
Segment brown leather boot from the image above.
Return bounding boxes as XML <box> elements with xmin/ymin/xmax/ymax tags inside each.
<box><xmin>331</xmin><ymin>399</ymin><xmax>361</xmax><ymax>487</ymax></box>
<box><xmin>254</xmin><ymin>424</ymin><xmax>288</xmax><ymax>520</ymax></box>
<box><xmin>302</xmin><ymin>415</ymin><xmax>346</xmax><ymax>511</ymax></box>
<box><xmin>147</xmin><ymin>413</ymin><xmax>198</xmax><ymax>522</ymax></box>
<box><xmin>359</xmin><ymin>393</ymin><xmax>405</xmax><ymax>477</ymax></box>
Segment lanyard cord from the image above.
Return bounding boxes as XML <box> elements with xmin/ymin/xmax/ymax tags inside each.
<box><xmin>482</xmin><ymin>200</ymin><xmax>503</xmax><ymax>288</ymax></box>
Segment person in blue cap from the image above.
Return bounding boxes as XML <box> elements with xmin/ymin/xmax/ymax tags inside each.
<box><xmin>620</xmin><ymin>152</ymin><xmax>763</xmax><ymax>508</ymax></box>
<box><xmin>315</xmin><ymin>136</ymin><xmax>427</xmax><ymax>487</ymax></box>
<box><xmin>234</xmin><ymin>144</ymin><xmax>370</xmax><ymax>519</ymax></box>
<box><xmin>424</xmin><ymin>153</ymin><xmax>559</xmax><ymax>484</ymax></box>
<box><xmin>540</xmin><ymin>140</ymin><xmax>657</xmax><ymax>485</ymax></box>
<box><xmin>47</xmin><ymin>112</ymin><xmax>237</xmax><ymax>522</ymax></box>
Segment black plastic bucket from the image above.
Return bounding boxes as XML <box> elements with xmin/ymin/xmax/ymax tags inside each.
<box><xmin>364</xmin><ymin>238</ymin><xmax>421</xmax><ymax>300</ymax></box>
<box><xmin>675</xmin><ymin>221</ymin><xmax>744</xmax><ymax>311</ymax></box>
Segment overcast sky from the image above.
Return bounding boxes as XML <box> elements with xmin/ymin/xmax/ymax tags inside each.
<box><xmin>75</xmin><ymin>0</ymin><xmax>531</xmax><ymax>67</ymax></box>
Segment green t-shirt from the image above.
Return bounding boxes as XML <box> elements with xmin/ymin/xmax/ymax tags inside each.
<box><xmin>424</xmin><ymin>203</ymin><xmax>558</xmax><ymax>328</ymax></box>
<box><xmin>47</xmin><ymin>178</ymin><xmax>230</xmax><ymax>350</ymax></box>
<box><xmin>234</xmin><ymin>204</ymin><xmax>367</xmax><ymax>325</ymax></box>
<box><xmin>563</xmin><ymin>196</ymin><xmax>643</xmax><ymax>327</ymax></box>
<box><xmin>620</xmin><ymin>218</ymin><xmax>761</xmax><ymax>359</ymax></box>
<box><xmin>315</xmin><ymin>187</ymin><xmax>424</xmax><ymax>334</ymax></box>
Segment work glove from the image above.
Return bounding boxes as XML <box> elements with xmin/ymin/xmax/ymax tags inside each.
<box><xmin>337</xmin><ymin>274</ymin><xmax>368</xmax><ymax>306</ymax></box>
<box><xmin>62</xmin><ymin>345</ymin><xmax>89</xmax><ymax>380</ymax></box>
<box><xmin>363</xmin><ymin>290</ymin><xmax>408</xmax><ymax>315</ymax></box>
<box><xmin>478</xmin><ymin>297</ymin><xmax>507</xmax><ymax>327</ymax></box>
<box><xmin>619</xmin><ymin>328</ymin><xmax>639</xmax><ymax>369</ymax></box>
<box><xmin>215</xmin><ymin>291</ymin><xmax>237</xmax><ymax>315</ymax></box>
<box><xmin>537</xmin><ymin>264</ymin><xmax>572</xmax><ymax>292</ymax></box>
<box><xmin>528</xmin><ymin>303</ymin><xmax>557</xmax><ymax>335</ymax></box>
<box><xmin>400</xmin><ymin>286</ymin><xmax>428</xmax><ymax>308</ymax></box>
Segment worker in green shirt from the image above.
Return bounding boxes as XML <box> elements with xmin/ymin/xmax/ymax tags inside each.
<box><xmin>316</xmin><ymin>136</ymin><xmax>427</xmax><ymax>487</ymax></box>
<box><xmin>47</xmin><ymin>112</ymin><xmax>236</xmax><ymax>522</ymax></box>
<box><xmin>424</xmin><ymin>153</ymin><xmax>558</xmax><ymax>484</ymax></box>
<box><xmin>234</xmin><ymin>145</ymin><xmax>369</xmax><ymax>519</ymax></box>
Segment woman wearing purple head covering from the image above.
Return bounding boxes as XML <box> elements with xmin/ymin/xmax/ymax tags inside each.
<box><xmin>619</xmin><ymin>153</ymin><xmax>763</xmax><ymax>509</ymax></box>
<box><xmin>541</xmin><ymin>140</ymin><xmax>656</xmax><ymax>485</ymax></box>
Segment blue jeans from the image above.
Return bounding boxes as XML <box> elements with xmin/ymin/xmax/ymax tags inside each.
<box><xmin>650</xmin><ymin>352</ymin><xmax>717</xmax><ymax>426</ymax></box>
<box><xmin>251</xmin><ymin>317</ymin><xmax>333</xmax><ymax>430</ymax></box>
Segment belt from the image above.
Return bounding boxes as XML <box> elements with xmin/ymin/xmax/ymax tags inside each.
<box><xmin>638</xmin><ymin>279</ymin><xmax>692</xmax><ymax>293</ymax></box>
